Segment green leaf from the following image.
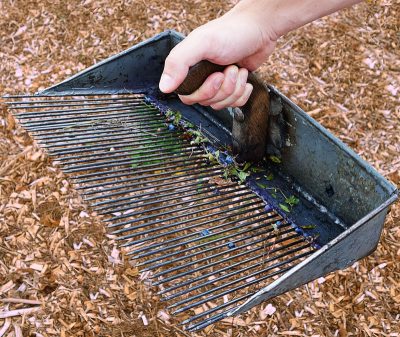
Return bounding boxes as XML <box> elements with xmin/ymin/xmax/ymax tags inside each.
<box><xmin>279</xmin><ymin>203</ymin><xmax>290</xmax><ymax>212</ymax></box>
<box><xmin>301</xmin><ymin>224</ymin><xmax>316</xmax><ymax>229</ymax></box>
<box><xmin>166</xmin><ymin>110</ymin><xmax>174</xmax><ymax>118</ymax></box>
<box><xmin>251</xmin><ymin>167</ymin><xmax>264</xmax><ymax>173</ymax></box>
<box><xmin>243</xmin><ymin>162</ymin><xmax>252</xmax><ymax>172</ymax></box>
<box><xmin>271</xmin><ymin>193</ymin><xmax>277</xmax><ymax>198</ymax></box>
<box><xmin>269</xmin><ymin>155</ymin><xmax>282</xmax><ymax>164</ymax></box>
<box><xmin>237</xmin><ymin>171</ymin><xmax>249</xmax><ymax>183</ymax></box>
<box><xmin>265</xmin><ymin>173</ymin><xmax>274</xmax><ymax>181</ymax></box>
<box><xmin>256</xmin><ymin>182</ymin><xmax>267</xmax><ymax>189</ymax></box>
<box><xmin>285</xmin><ymin>195</ymin><xmax>300</xmax><ymax>207</ymax></box>
<box><xmin>200</xmin><ymin>234</ymin><xmax>224</xmax><ymax>243</ymax></box>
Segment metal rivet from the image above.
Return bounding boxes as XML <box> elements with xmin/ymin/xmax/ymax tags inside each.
<box><xmin>233</xmin><ymin>107</ymin><xmax>244</xmax><ymax>122</ymax></box>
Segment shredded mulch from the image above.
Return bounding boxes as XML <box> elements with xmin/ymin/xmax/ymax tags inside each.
<box><xmin>0</xmin><ymin>0</ymin><xmax>399</xmax><ymax>336</ymax></box>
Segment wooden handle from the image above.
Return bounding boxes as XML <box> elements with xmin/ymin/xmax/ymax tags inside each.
<box><xmin>175</xmin><ymin>60</ymin><xmax>271</xmax><ymax>163</ymax></box>
<box><xmin>176</xmin><ymin>61</ymin><xmax>226</xmax><ymax>95</ymax></box>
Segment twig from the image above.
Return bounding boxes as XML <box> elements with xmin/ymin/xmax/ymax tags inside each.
<box><xmin>0</xmin><ymin>306</ymin><xmax>41</xmax><ymax>319</ymax></box>
<box><xmin>0</xmin><ymin>319</ymin><xmax>11</xmax><ymax>337</ymax></box>
<box><xmin>1</xmin><ymin>298</ymin><xmax>42</xmax><ymax>305</ymax></box>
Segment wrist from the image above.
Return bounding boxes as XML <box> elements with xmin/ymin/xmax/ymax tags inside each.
<box><xmin>227</xmin><ymin>0</ymin><xmax>362</xmax><ymax>39</ymax></box>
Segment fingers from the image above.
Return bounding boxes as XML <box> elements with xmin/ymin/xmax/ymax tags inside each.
<box><xmin>178</xmin><ymin>72</ymin><xmax>225</xmax><ymax>105</ymax></box>
<box><xmin>213</xmin><ymin>83</ymin><xmax>253</xmax><ymax>110</ymax></box>
<box><xmin>200</xmin><ymin>65</ymin><xmax>239</xmax><ymax>105</ymax></box>
<box><xmin>179</xmin><ymin>65</ymin><xmax>253</xmax><ymax>110</ymax></box>
<box><xmin>209</xmin><ymin>68</ymin><xmax>252</xmax><ymax>110</ymax></box>
<box><xmin>159</xmin><ymin>30</ymin><xmax>210</xmax><ymax>93</ymax></box>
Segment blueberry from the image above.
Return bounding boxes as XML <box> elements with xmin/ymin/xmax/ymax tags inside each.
<box><xmin>264</xmin><ymin>205</ymin><xmax>272</xmax><ymax>212</ymax></box>
<box><xmin>200</xmin><ymin>229</ymin><xmax>211</xmax><ymax>236</ymax></box>
<box><xmin>294</xmin><ymin>227</ymin><xmax>303</xmax><ymax>235</ymax></box>
<box><xmin>275</xmin><ymin>220</ymin><xmax>282</xmax><ymax>228</ymax></box>
<box><xmin>168</xmin><ymin>124</ymin><xmax>175</xmax><ymax>131</ymax></box>
<box><xmin>224</xmin><ymin>155</ymin><xmax>234</xmax><ymax>165</ymax></box>
<box><xmin>227</xmin><ymin>242</ymin><xmax>236</xmax><ymax>249</ymax></box>
<box><xmin>312</xmin><ymin>243</ymin><xmax>322</xmax><ymax>249</ymax></box>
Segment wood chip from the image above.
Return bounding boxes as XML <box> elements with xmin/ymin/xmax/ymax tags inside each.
<box><xmin>0</xmin><ymin>307</ymin><xmax>41</xmax><ymax>319</ymax></box>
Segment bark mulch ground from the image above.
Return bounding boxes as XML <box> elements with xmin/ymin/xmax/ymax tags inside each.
<box><xmin>0</xmin><ymin>1</ymin><xmax>399</xmax><ymax>336</ymax></box>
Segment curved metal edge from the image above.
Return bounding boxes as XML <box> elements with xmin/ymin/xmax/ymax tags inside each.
<box><xmin>36</xmin><ymin>30</ymin><xmax>185</xmax><ymax>96</ymax></box>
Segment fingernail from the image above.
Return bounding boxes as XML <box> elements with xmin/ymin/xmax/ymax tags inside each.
<box><xmin>229</xmin><ymin>67</ymin><xmax>238</xmax><ymax>83</ymax></box>
<box><xmin>159</xmin><ymin>73</ymin><xmax>173</xmax><ymax>92</ymax></box>
<box><xmin>214</xmin><ymin>77</ymin><xmax>223</xmax><ymax>89</ymax></box>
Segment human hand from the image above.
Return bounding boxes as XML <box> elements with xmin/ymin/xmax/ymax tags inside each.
<box><xmin>158</xmin><ymin>7</ymin><xmax>278</xmax><ymax>110</ymax></box>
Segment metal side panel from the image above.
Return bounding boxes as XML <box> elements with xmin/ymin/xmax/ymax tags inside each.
<box><xmin>268</xmin><ymin>86</ymin><xmax>398</xmax><ymax>226</ymax></box>
<box><xmin>228</xmin><ymin>193</ymin><xmax>397</xmax><ymax>317</ymax></box>
<box><xmin>38</xmin><ymin>30</ymin><xmax>184</xmax><ymax>96</ymax></box>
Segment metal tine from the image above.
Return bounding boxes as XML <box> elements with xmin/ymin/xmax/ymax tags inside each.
<box><xmin>163</xmin><ymin>242</ymin><xmax>308</xmax><ymax>302</ymax></box>
<box><xmin>150</xmin><ymin>228</ymin><xmax>294</xmax><ymax>279</ymax></box>
<box><xmin>84</xmin><ymin>167</ymin><xmax>223</xmax><ymax>202</ymax></box>
<box><xmin>130</xmin><ymin>209</ymin><xmax>269</xmax><ymax>257</ymax></box>
<box><xmin>55</xmin><ymin>134</ymin><xmax>187</xmax><ymax>160</ymax></box>
<box><xmin>29</xmin><ymin>114</ymin><xmax>163</xmax><ymax>138</ymax></box>
<box><xmin>22</xmin><ymin>109</ymin><xmax>158</xmax><ymax>131</ymax></box>
<box><xmin>10</xmin><ymin>98</ymin><xmax>142</xmax><ymax>110</ymax></box>
<box><xmin>75</xmin><ymin>155</ymin><xmax>206</xmax><ymax>183</ymax></box>
<box><xmin>42</xmin><ymin>124</ymin><xmax>178</xmax><ymax>148</ymax></box>
<box><xmin>137</xmin><ymin>214</ymin><xmax>278</xmax><ymax>267</ymax></box>
<box><xmin>43</xmin><ymin>128</ymin><xmax>176</xmax><ymax>152</ymax></box>
<box><xmin>81</xmin><ymin>160</ymin><xmax>208</xmax><ymax>192</ymax></box>
<box><xmin>15</xmin><ymin>103</ymin><xmax>151</xmax><ymax>119</ymax></box>
<box><xmin>125</xmin><ymin>205</ymin><xmax>265</xmax><ymax>252</ymax></box>
<box><xmin>153</xmin><ymin>228</ymin><xmax>294</xmax><ymax>287</ymax></box>
<box><xmin>133</xmin><ymin>213</ymin><xmax>281</xmax><ymax>259</ymax></box>
<box><xmin>98</xmin><ymin>179</ymin><xmax>234</xmax><ymax>215</ymax></box>
<box><xmin>20</xmin><ymin>107</ymin><xmax>158</xmax><ymax>127</ymax></box>
<box><xmin>158</xmin><ymin>237</ymin><xmax>301</xmax><ymax>295</ymax></box>
<box><xmin>55</xmin><ymin>136</ymin><xmax>184</xmax><ymax>162</ymax></box>
<box><xmin>172</xmin><ymin>250</ymin><xmax>313</xmax><ymax>315</ymax></box>
<box><xmin>6</xmin><ymin>96</ymin><xmax>143</xmax><ymax>105</ymax></box>
<box><xmin>21</xmin><ymin>110</ymin><xmax>158</xmax><ymax>133</ymax></box>
<box><xmin>65</xmin><ymin>149</ymin><xmax>201</xmax><ymax>179</ymax></box>
<box><xmin>185</xmin><ymin>267</ymin><xmax>300</xmax><ymax>331</ymax></box>
<box><xmin>34</xmin><ymin>120</ymin><xmax>169</xmax><ymax>141</ymax></box>
<box><xmin>109</xmin><ymin>190</ymin><xmax>254</xmax><ymax>231</ymax></box>
<box><xmin>44</xmin><ymin>133</ymin><xmax>179</xmax><ymax>156</ymax></box>
<box><xmin>37</xmin><ymin>122</ymin><xmax>169</xmax><ymax>145</ymax></box>
<box><xmin>182</xmin><ymin>293</ymin><xmax>250</xmax><ymax>327</ymax></box>
<box><xmin>117</xmin><ymin>199</ymin><xmax>263</xmax><ymax>244</ymax></box>
<box><xmin>14</xmin><ymin>104</ymin><xmax>151</xmax><ymax>120</ymax></box>
<box><xmin>4</xmin><ymin>93</ymin><xmax>143</xmax><ymax>98</ymax></box>
<box><xmin>76</xmin><ymin>155</ymin><xmax>205</xmax><ymax>186</ymax></box>
<box><xmin>93</xmin><ymin>176</ymin><xmax>216</xmax><ymax>210</ymax></box>
<box><xmin>141</xmin><ymin>224</ymin><xmax>277</xmax><ymax>272</ymax></box>
<box><xmin>56</xmin><ymin>142</ymin><xmax>187</xmax><ymax>166</ymax></box>
<box><xmin>106</xmin><ymin>185</ymin><xmax>249</xmax><ymax>222</ymax></box>
<box><xmin>61</xmin><ymin>147</ymin><xmax>201</xmax><ymax>174</ymax></box>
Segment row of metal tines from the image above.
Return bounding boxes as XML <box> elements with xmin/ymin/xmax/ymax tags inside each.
<box><xmin>5</xmin><ymin>94</ymin><xmax>315</xmax><ymax>331</ymax></box>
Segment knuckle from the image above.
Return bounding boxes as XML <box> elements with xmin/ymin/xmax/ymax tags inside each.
<box><xmin>199</xmin><ymin>86</ymin><xmax>217</xmax><ymax>101</ymax></box>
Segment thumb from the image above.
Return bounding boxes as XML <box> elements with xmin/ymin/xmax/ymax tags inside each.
<box><xmin>159</xmin><ymin>33</ymin><xmax>209</xmax><ymax>93</ymax></box>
